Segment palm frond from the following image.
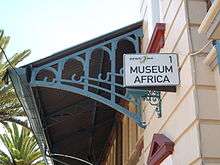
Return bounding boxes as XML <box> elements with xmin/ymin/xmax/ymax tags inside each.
<box><xmin>3</xmin><ymin>118</ymin><xmax>30</xmax><ymax>130</ymax></box>
<box><xmin>0</xmin><ymin>30</ymin><xmax>10</xmax><ymax>63</ymax></box>
<box><xmin>0</xmin><ymin>31</ymin><xmax>30</xmax><ymax>126</ymax></box>
<box><xmin>0</xmin><ymin>30</ymin><xmax>45</xmax><ymax>164</ymax></box>
<box><xmin>0</xmin><ymin>150</ymin><xmax>13</xmax><ymax>165</ymax></box>
<box><xmin>0</xmin><ymin>123</ymin><xmax>45</xmax><ymax>164</ymax></box>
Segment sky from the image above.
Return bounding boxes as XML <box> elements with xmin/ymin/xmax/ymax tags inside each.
<box><xmin>0</xmin><ymin>0</ymin><xmax>141</xmax><ymax>161</ymax></box>
<box><xmin>1</xmin><ymin>0</ymin><xmax>141</xmax><ymax>66</ymax></box>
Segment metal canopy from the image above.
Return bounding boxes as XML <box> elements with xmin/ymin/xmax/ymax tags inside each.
<box><xmin>9</xmin><ymin>21</ymin><xmax>161</xmax><ymax>164</ymax></box>
<box><xmin>25</xmin><ymin>21</ymin><xmax>159</xmax><ymax>128</ymax></box>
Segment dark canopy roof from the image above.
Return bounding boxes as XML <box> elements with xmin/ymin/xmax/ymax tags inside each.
<box><xmin>11</xmin><ymin>21</ymin><xmax>143</xmax><ymax>165</ymax></box>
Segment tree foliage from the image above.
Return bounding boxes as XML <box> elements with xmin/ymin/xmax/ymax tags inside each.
<box><xmin>0</xmin><ymin>30</ymin><xmax>31</xmax><ymax>128</ymax></box>
<box><xmin>0</xmin><ymin>123</ymin><xmax>45</xmax><ymax>165</ymax></box>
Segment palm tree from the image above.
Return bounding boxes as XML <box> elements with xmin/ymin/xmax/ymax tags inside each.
<box><xmin>0</xmin><ymin>122</ymin><xmax>45</xmax><ymax>165</ymax></box>
<box><xmin>0</xmin><ymin>30</ymin><xmax>31</xmax><ymax>128</ymax></box>
<box><xmin>0</xmin><ymin>30</ymin><xmax>45</xmax><ymax>164</ymax></box>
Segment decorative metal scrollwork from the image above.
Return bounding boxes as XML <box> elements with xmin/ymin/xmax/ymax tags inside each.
<box><xmin>144</xmin><ymin>91</ymin><xmax>161</xmax><ymax>117</ymax></box>
<box><xmin>29</xmin><ymin>28</ymin><xmax>161</xmax><ymax>128</ymax></box>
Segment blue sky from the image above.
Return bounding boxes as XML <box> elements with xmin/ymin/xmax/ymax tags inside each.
<box><xmin>1</xmin><ymin>0</ymin><xmax>141</xmax><ymax>66</ymax></box>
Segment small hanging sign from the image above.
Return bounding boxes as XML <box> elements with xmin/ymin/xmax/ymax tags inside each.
<box><xmin>123</xmin><ymin>54</ymin><xmax>180</xmax><ymax>87</ymax></box>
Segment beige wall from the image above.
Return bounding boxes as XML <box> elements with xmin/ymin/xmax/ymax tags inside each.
<box><xmin>214</xmin><ymin>66</ymin><xmax>220</xmax><ymax>112</ymax></box>
<box><xmin>139</xmin><ymin>0</ymin><xmax>220</xmax><ymax>165</ymax></box>
<box><xmin>106</xmin><ymin>0</ymin><xmax>220</xmax><ymax>165</ymax></box>
<box><xmin>201</xmin><ymin>50</ymin><xmax>220</xmax><ymax>165</ymax></box>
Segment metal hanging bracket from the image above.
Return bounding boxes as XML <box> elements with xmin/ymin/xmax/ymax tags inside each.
<box><xmin>126</xmin><ymin>89</ymin><xmax>161</xmax><ymax>128</ymax></box>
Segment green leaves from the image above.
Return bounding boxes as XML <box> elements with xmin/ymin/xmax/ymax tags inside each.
<box><xmin>0</xmin><ymin>150</ymin><xmax>13</xmax><ymax>165</ymax></box>
<box><xmin>0</xmin><ymin>123</ymin><xmax>45</xmax><ymax>165</ymax></box>
<box><xmin>0</xmin><ymin>30</ymin><xmax>10</xmax><ymax>64</ymax></box>
<box><xmin>0</xmin><ymin>30</ymin><xmax>44</xmax><ymax>164</ymax></box>
<box><xmin>0</xmin><ymin>30</ymin><xmax>30</xmax><ymax>129</ymax></box>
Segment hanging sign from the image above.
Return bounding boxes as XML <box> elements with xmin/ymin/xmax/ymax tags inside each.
<box><xmin>123</xmin><ymin>54</ymin><xmax>179</xmax><ymax>87</ymax></box>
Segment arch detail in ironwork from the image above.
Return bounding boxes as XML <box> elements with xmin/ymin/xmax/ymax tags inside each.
<box><xmin>28</xmin><ymin>28</ymin><xmax>161</xmax><ymax>128</ymax></box>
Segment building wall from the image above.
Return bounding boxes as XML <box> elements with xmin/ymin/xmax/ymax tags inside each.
<box><xmin>202</xmin><ymin>48</ymin><xmax>220</xmax><ymax>165</ymax></box>
<box><xmin>139</xmin><ymin>0</ymin><xmax>220</xmax><ymax>165</ymax></box>
<box><xmin>105</xmin><ymin>0</ymin><xmax>220</xmax><ymax>165</ymax></box>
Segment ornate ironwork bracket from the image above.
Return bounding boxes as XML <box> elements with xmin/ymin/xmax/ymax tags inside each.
<box><xmin>16</xmin><ymin>27</ymin><xmax>163</xmax><ymax>129</ymax></box>
<box><xmin>144</xmin><ymin>90</ymin><xmax>161</xmax><ymax>118</ymax></box>
<box><xmin>126</xmin><ymin>89</ymin><xmax>161</xmax><ymax>128</ymax></box>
